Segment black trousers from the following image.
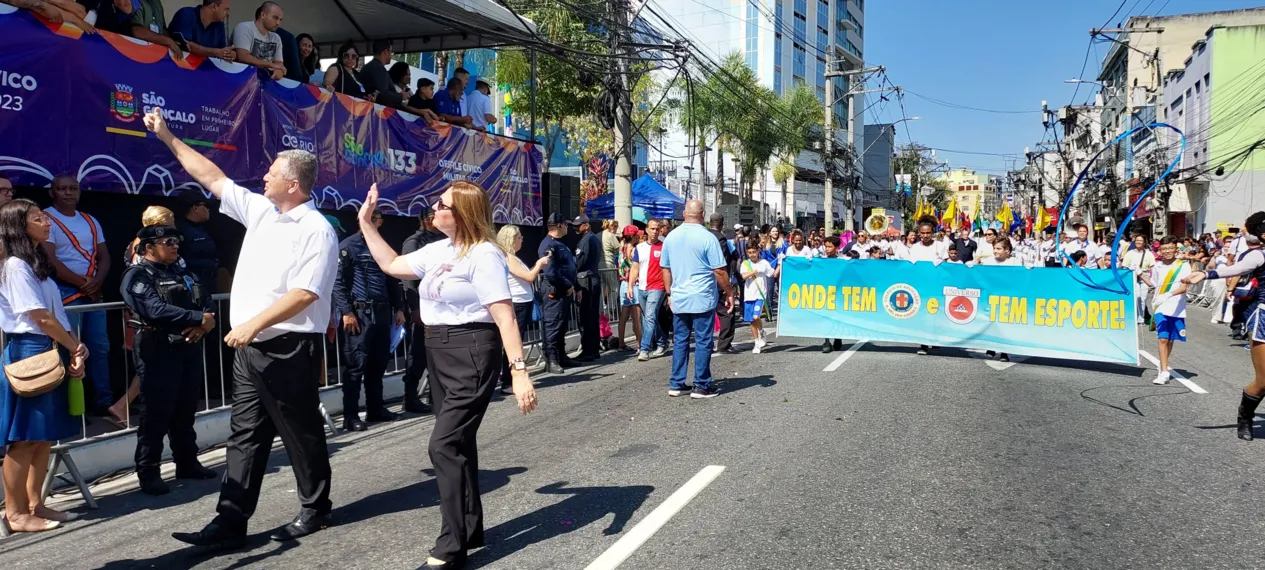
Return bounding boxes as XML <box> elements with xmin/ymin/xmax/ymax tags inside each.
<box><xmin>133</xmin><ymin>331</ymin><xmax>202</xmax><ymax>474</ymax></box>
<box><xmin>578</xmin><ymin>279</ymin><xmax>602</xmax><ymax>355</ymax></box>
<box><xmin>339</xmin><ymin>303</ymin><xmax>391</xmax><ymax>415</ymax></box>
<box><xmin>425</xmin><ymin>323</ymin><xmax>500</xmax><ymax>561</ymax></box>
<box><xmin>542</xmin><ymin>294</ymin><xmax>570</xmax><ymax>361</ymax></box>
<box><xmin>403</xmin><ymin>319</ymin><xmax>430</xmax><ymax>403</ymax></box>
<box><xmin>500</xmin><ymin>301</ymin><xmax>534</xmax><ymax>389</ymax></box>
<box><xmin>214</xmin><ymin>332</ymin><xmax>332</xmax><ymax>530</ymax></box>
<box><xmin>714</xmin><ymin>289</ymin><xmax>738</xmax><ymax>351</ymax></box>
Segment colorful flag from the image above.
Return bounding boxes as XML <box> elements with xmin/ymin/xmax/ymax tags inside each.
<box><xmin>940</xmin><ymin>198</ymin><xmax>957</xmax><ymax>231</ymax></box>
<box><xmin>996</xmin><ymin>203</ymin><xmax>1014</xmax><ymax>232</ymax></box>
<box><xmin>1035</xmin><ymin>207</ymin><xmax>1052</xmax><ymax>233</ymax></box>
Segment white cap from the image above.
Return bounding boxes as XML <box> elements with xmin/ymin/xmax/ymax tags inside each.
<box><xmin>733</xmin><ymin>223</ymin><xmax>743</xmax><ymax>230</ymax></box>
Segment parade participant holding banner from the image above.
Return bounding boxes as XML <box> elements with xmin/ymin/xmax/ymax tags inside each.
<box><xmin>1184</xmin><ymin>211</ymin><xmax>1265</xmax><ymax>441</ymax></box>
<box><xmin>819</xmin><ymin>237</ymin><xmax>844</xmax><ymax>354</ymax></box>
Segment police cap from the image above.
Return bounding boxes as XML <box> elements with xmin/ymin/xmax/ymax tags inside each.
<box><xmin>547</xmin><ymin>212</ymin><xmax>567</xmax><ymax>226</ymax></box>
<box><xmin>136</xmin><ymin>224</ymin><xmax>182</xmax><ymax>244</ymax></box>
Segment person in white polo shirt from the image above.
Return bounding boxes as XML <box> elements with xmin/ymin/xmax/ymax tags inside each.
<box><xmin>145</xmin><ymin>108</ymin><xmax>339</xmax><ymax>549</ymax></box>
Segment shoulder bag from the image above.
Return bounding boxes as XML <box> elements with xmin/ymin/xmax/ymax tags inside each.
<box><xmin>5</xmin><ymin>348</ymin><xmax>65</xmax><ymax>397</ymax></box>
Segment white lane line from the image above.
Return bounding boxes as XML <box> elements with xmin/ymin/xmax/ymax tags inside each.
<box><xmin>823</xmin><ymin>339</ymin><xmax>869</xmax><ymax>372</ymax></box>
<box><xmin>1138</xmin><ymin>349</ymin><xmax>1208</xmax><ymax>394</ymax></box>
<box><xmin>966</xmin><ymin>349</ymin><xmax>1028</xmax><ymax>371</ymax></box>
<box><xmin>585</xmin><ymin>465</ymin><xmax>726</xmax><ymax>570</ymax></box>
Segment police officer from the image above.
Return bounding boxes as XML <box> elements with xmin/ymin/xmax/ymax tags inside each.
<box><xmin>120</xmin><ymin>225</ymin><xmax>219</xmax><ymax>496</ymax></box>
<box><xmin>539</xmin><ymin>213</ymin><xmax>578</xmax><ymax>373</ymax></box>
<box><xmin>400</xmin><ymin>204</ymin><xmax>446</xmax><ymax>412</ymax></box>
<box><xmin>572</xmin><ymin>214</ymin><xmax>603</xmax><ymax>360</ymax></box>
<box><xmin>174</xmin><ymin>188</ymin><xmax>220</xmax><ymax>293</ymax></box>
<box><xmin>333</xmin><ymin>207</ymin><xmax>406</xmax><ymax>431</ymax></box>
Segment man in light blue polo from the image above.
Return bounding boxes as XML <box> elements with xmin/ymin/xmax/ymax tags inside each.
<box><xmin>660</xmin><ymin>200</ymin><xmax>735</xmax><ymax>399</ymax></box>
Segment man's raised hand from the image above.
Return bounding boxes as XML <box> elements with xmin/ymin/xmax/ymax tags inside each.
<box><xmin>143</xmin><ymin>108</ymin><xmax>171</xmax><ymax>140</ymax></box>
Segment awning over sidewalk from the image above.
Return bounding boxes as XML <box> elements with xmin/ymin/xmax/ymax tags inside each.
<box><xmin>160</xmin><ymin>0</ymin><xmax>537</xmax><ymax>54</ymax></box>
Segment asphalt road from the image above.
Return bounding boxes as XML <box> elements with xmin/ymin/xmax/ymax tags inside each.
<box><xmin>1</xmin><ymin>303</ymin><xmax>1261</xmax><ymax>570</ymax></box>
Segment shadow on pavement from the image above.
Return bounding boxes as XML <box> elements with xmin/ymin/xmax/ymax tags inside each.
<box><xmin>714</xmin><ymin>375</ymin><xmax>777</xmax><ymax>394</ymax></box>
<box><xmin>331</xmin><ymin>466</ymin><xmax>527</xmax><ymax>527</ymax></box>
<box><xmin>1079</xmin><ymin>384</ymin><xmax>1198</xmax><ymax>417</ymax></box>
<box><xmin>470</xmin><ymin>481</ymin><xmax>654</xmax><ymax>569</ymax></box>
<box><xmin>531</xmin><ymin>371</ymin><xmax>612</xmax><ymax>390</ymax></box>
<box><xmin>96</xmin><ymin>533</ymin><xmax>296</xmax><ymax>570</ymax></box>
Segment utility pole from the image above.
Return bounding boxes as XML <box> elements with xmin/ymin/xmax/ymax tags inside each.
<box><xmin>610</xmin><ymin>0</ymin><xmax>636</xmax><ymax>227</ymax></box>
<box><xmin>822</xmin><ymin>64</ymin><xmax>888</xmax><ymax>235</ymax></box>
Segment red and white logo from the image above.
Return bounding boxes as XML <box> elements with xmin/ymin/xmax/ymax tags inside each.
<box><xmin>943</xmin><ymin>286</ymin><xmax>981</xmax><ymax>325</ymax></box>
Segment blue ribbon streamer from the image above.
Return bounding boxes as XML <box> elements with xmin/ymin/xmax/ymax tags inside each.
<box><xmin>1053</xmin><ymin>122</ymin><xmax>1186</xmax><ymax>295</ymax></box>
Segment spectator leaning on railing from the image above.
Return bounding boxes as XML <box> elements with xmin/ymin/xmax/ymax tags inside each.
<box><xmin>389</xmin><ymin>62</ymin><xmax>440</xmax><ymax>123</ymax></box>
<box><xmin>431</xmin><ymin>77</ymin><xmax>473</xmax><ymax>128</ymax></box>
<box><xmin>230</xmin><ymin>1</ymin><xmax>285</xmax><ymax>80</ymax></box>
<box><xmin>324</xmin><ymin>42</ymin><xmax>367</xmax><ymax>98</ymax></box>
<box><xmin>128</xmin><ymin>0</ymin><xmax>183</xmax><ymax>60</ymax></box>
<box><xmin>468</xmin><ymin>78</ymin><xmax>497</xmax><ymax>131</ymax></box>
<box><xmin>359</xmin><ymin>39</ymin><xmax>402</xmax><ymax>108</ymax></box>
<box><xmin>2</xmin><ymin>0</ymin><xmax>96</xmax><ymax>32</ymax></box>
<box><xmin>296</xmin><ymin>33</ymin><xmax>320</xmax><ymax>85</ymax></box>
<box><xmin>166</xmin><ymin>0</ymin><xmax>235</xmax><ymax>62</ymax></box>
<box><xmin>408</xmin><ymin>77</ymin><xmax>438</xmax><ymax>114</ymax></box>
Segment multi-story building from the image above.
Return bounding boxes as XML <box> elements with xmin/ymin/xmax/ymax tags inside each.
<box><xmin>940</xmin><ymin>167</ymin><xmax>1002</xmax><ymax>219</ymax></box>
<box><xmin>656</xmin><ymin>0</ymin><xmax>866</xmax><ymax>227</ymax></box>
<box><xmin>1161</xmin><ymin>24</ymin><xmax>1265</xmax><ymax>236</ymax></box>
<box><xmin>861</xmin><ymin>123</ymin><xmax>895</xmax><ymax>212</ymax></box>
<box><xmin>1094</xmin><ymin>7</ymin><xmax>1265</xmax><ymax>235</ymax></box>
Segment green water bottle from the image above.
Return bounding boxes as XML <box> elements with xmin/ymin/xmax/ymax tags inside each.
<box><xmin>67</xmin><ymin>375</ymin><xmax>85</xmax><ymax>416</ymax></box>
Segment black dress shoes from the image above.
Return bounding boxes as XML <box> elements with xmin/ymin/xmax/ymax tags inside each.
<box><xmin>138</xmin><ymin>471</ymin><xmax>170</xmax><ymax>496</ymax></box>
<box><xmin>270</xmin><ymin>511</ymin><xmax>329</xmax><ymax>541</ymax></box>
<box><xmin>175</xmin><ymin>463</ymin><xmax>218</xmax><ymax>480</ymax></box>
<box><xmin>172</xmin><ymin>522</ymin><xmax>247</xmax><ymax>550</ymax></box>
<box><xmin>344</xmin><ymin>417</ymin><xmax>367</xmax><ymax>432</ymax></box>
<box><xmin>365</xmin><ymin>408</ymin><xmax>401</xmax><ymax>422</ymax></box>
<box><xmin>421</xmin><ymin>554</ymin><xmax>468</xmax><ymax>569</ymax></box>
<box><xmin>559</xmin><ymin>357</ymin><xmax>583</xmax><ymax>368</ymax></box>
<box><xmin>544</xmin><ymin>360</ymin><xmax>566</xmax><ymax>375</ymax></box>
<box><xmin>576</xmin><ymin>352</ymin><xmax>600</xmax><ymax>362</ymax></box>
<box><xmin>404</xmin><ymin>399</ymin><xmax>431</xmax><ymax>414</ymax></box>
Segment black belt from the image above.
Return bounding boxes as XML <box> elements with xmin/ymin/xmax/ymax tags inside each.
<box><xmin>353</xmin><ymin>300</ymin><xmax>390</xmax><ymax>310</ymax></box>
<box><xmin>424</xmin><ymin>322</ymin><xmax>497</xmax><ymax>342</ymax></box>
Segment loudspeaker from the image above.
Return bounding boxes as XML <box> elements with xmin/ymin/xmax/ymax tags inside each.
<box><xmin>545</xmin><ymin>173</ymin><xmax>562</xmax><ymax>221</ymax></box>
<box><xmin>566</xmin><ymin>176</ymin><xmax>580</xmax><ymax>220</ymax></box>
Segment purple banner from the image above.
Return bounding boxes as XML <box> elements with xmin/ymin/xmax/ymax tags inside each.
<box><xmin>0</xmin><ymin>7</ymin><xmax>542</xmax><ymax>223</ymax></box>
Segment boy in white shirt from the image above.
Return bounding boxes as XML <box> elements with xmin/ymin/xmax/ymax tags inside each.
<box><xmin>1139</xmin><ymin>236</ymin><xmax>1191</xmax><ymax>385</ymax></box>
<box><xmin>740</xmin><ymin>244</ymin><xmax>774</xmax><ymax>353</ymax></box>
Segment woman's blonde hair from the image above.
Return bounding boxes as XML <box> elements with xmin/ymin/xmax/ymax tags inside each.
<box><xmin>496</xmin><ymin>224</ymin><xmax>522</xmax><ymax>253</ymax></box>
<box><xmin>142</xmin><ymin>205</ymin><xmax>174</xmax><ymax>227</ymax></box>
<box><xmin>447</xmin><ymin>181</ymin><xmax>500</xmax><ymax>257</ymax></box>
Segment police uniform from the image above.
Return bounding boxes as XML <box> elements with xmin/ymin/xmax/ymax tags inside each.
<box><xmin>539</xmin><ymin>213</ymin><xmax>578</xmax><ymax>372</ymax></box>
<box><xmin>400</xmin><ymin>220</ymin><xmax>446</xmax><ymax>411</ymax></box>
<box><xmin>333</xmin><ymin>231</ymin><xmax>405</xmax><ymax>431</ymax></box>
<box><xmin>119</xmin><ymin>226</ymin><xmax>218</xmax><ymax>495</ymax></box>
<box><xmin>572</xmin><ymin>215</ymin><xmax>603</xmax><ymax>360</ymax></box>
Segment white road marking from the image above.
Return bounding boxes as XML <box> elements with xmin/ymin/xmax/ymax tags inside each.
<box><xmin>823</xmin><ymin>339</ymin><xmax>869</xmax><ymax>372</ymax></box>
<box><xmin>585</xmin><ymin>465</ymin><xmax>726</xmax><ymax>570</ymax></box>
<box><xmin>1138</xmin><ymin>349</ymin><xmax>1208</xmax><ymax>394</ymax></box>
<box><xmin>966</xmin><ymin>349</ymin><xmax>1028</xmax><ymax>371</ymax></box>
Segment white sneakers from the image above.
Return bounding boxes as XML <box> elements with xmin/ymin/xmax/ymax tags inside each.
<box><xmin>1153</xmin><ymin>370</ymin><xmax>1171</xmax><ymax>385</ymax></box>
<box><xmin>752</xmin><ymin>336</ymin><xmax>767</xmax><ymax>354</ymax></box>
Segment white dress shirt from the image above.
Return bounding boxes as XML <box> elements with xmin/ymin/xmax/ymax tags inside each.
<box><xmin>467</xmin><ymin>89</ymin><xmax>494</xmax><ymax>129</ymax></box>
<box><xmin>0</xmin><ymin>257</ymin><xmax>71</xmax><ymax>334</ymax></box>
<box><xmin>220</xmin><ymin>181</ymin><xmax>338</xmax><ymax>342</ymax></box>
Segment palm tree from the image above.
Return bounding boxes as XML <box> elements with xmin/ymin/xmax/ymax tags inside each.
<box><xmin>770</xmin><ymin>85</ymin><xmax>822</xmax><ymax>223</ymax></box>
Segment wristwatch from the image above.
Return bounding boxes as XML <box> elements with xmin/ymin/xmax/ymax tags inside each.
<box><xmin>510</xmin><ymin>357</ymin><xmax>527</xmax><ymax>372</ymax></box>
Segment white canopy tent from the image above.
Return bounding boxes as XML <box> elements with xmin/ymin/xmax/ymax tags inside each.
<box><xmin>160</xmin><ymin>0</ymin><xmax>538</xmax><ymax>55</ymax></box>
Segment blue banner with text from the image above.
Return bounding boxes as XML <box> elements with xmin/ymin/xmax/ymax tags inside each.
<box><xmin>776</xmin><ymin>258</ymin><xmax>1139</xmax><ymax>364</ymax></box>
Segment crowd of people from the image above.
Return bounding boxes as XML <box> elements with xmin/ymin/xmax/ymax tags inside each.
<box><xmin>0</xmin><ymin>0</ymin><xmax>497</xmax><ymax>130</ymax></box>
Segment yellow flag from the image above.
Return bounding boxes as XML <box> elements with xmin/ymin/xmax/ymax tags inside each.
<box><xmin>940</xmin><ymin>197</ymin><xmax>957</xmax><ymax>230</ymax></box>
<box><xmin>1035</xmin><ymin>207</ymin><xmax>1051</xmax><ymax>233</ymax></box>
<box><xmin>996</xmin><ymin>202</ymin><xmax>1013</xmax><ymax>229</ymax></box>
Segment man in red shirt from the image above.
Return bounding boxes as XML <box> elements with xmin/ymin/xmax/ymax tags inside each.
<box><xmin>629</xmin><ymin>219</ymin><xmax>668</xmax><ymax>360</ymax></box>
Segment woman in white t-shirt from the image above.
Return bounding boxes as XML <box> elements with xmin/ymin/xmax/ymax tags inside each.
<box><xmin>0</xmin><ymin>199</ymin><xmax>88</xmax><ymax>533</ymax></box>
<box><xmin>357</xmin><ymin>182</ymin><xmax>536</xmax><ymax>568</ymax></box>
<box><xmin>1123</xmin><ymin>235</ymin><xmax>1157</xmax><ymax>325</ymax></box>
<box><xmin>496</xmin><ymin>225</ymin><xmax>549</xmax><ymax>395</ymax></box>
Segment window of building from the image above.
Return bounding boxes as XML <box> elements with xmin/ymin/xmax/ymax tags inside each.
<box><xmin>795</xmin><ymin>0</ymin><xmax>807</xmax><ymax>16</ymax></box>
<box><xmin>817</xmin><ymin>29</ymin><xmax>828</xmax><ymax>52</ymax></box>
<box><xmin>817</xmin><ymin>0</ymin><xmax>828</xmax><ymax>29</ymax></box>
<box><xmin>793</xmin><ymin>44</ymin><xmax>806</xmax><ymax>78</ymax></box>
<box><xmin>793</xmin><ymin>14</ymin><xmax>806</xmax><ymax>43</ymax></box>
<box><xmin>775</xmin><ymin>69</ymin><xmax>782</xmax><ymax>93</ymax></box>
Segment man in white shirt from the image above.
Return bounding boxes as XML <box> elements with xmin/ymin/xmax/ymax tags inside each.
<box><xmin>1061</xmin><ymin>224</ymin><xmax>1100</xmax><ymax>265</ymax></box>
<box><xmin>146</xmin><ymin>109</ymin><xmax>338</xmax><ymax>547</ymax></box>
<box><xmin>907</xmin><ymin>220</ymin><xmax>945</xmax><ymax>263</ymax></box>
<box><xmin>467</xmin><ymin>78</ymin><xmax>497</xmax><ymax>131</ymax></box>
<box><xmin>43</xmin><ymin>174</ymin><xmax>113</xmax><ymax>412</ymax></box>
<box><xmin>231</xmin><ymin>1</ymin><xmax>285</xmax><ymax>80</ymax></box>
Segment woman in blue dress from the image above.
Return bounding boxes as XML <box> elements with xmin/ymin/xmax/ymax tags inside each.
<box><xmin>0</xmin><ymin>199</ymin><xmax>88</xmax><ymax>533</ymax></box>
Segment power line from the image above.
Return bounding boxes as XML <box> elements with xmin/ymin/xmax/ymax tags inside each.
<box><xmin>904</xmin><ymin>89</ymin><xmax>1038</xmax><ymax>115</ymax></box>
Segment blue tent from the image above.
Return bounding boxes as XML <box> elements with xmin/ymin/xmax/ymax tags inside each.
<box><xmin>585</xmin><ymin>174</ymin><xmax>685</xmax><ymax>221</ymax></box>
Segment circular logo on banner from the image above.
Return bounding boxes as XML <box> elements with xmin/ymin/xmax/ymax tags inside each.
<box><xmin>946</xmin><ymin>296</ymin><xmax>976</xmax><ymax>324</ymax></box>
<box><xmin>883</xmin><ymin>284</ymin><xmax>921</xmax><ymax>319</ymax></box>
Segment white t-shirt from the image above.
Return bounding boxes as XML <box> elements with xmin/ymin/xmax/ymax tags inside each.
<box><xmin>405</xmin><ymin>239</ymin><xmax>511</xmax><ymax>325</ymax></box>
<box><xmin>847</xmin><ymin>242</ymin><xmax>871</xmax><ymax>259</ymax></box>
<box><xmin>45</xmin><ymin>208</ymin><xmax>105</xmax><ymax>277</ymax></box>
<box><xmin>784</xmin><ymin>245</ymin><xmax>814</xmax><ymax>259</ymax></box>
<box><xmin>976</xmin><ymin>239</ymin><xmax>994</xmax><ymax>261</ymax></box>
<box><xmin>979</xmin><ymin>256</ymin><xmax>1022</xmax><ymax>266</ymax></box>
<box><xmin>890</xmin><ymin>242</ymin><xmax>910</xmax><ymax>260</ymax></box>
<box><xmin>0</xmin><ymin>257</ymin><xmax>71</xmax><ymax>334</ymax></box>
<box><xmin>1149</xmin><ymin>260</ymin><xmax>1192</xmax><ymax>317</ymax></box>
<box><xmin>740</xmin><ymin>258</ymin><xmax>773</xmax><ymax>300</ymax></box>
<box><xmin>1062</xmin><ymin>239</ymin><xmax>1100</xmax><ymax>264</ymax></box>
<box><xmin>506</xmin><ymin>255</ymin><xmax>534</xmax><ymax>304</ymax></box>
<box><xmin>220</xmin><ymin>181</ymin><xmax>337</xmax><ymax>342</ymax></box>
<box><xmin>467</xmin><ymin>89</ymin><xmax>494</xmax><ymax>129</ymax></box>
<box><xmin>906</xmin><ymin>242</ymin><xmax>943</xmax><ymax>263</ymax></box>
<box><xmin>231</xmin><ymin>21</ymin><xmax>283</xmax><ymax>64</ymax></box>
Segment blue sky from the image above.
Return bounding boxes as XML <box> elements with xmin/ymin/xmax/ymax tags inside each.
<box><xmin>864</xmin><ymin>0</ymin><xmax>1265</xmax><ymax>176</ymax></box>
